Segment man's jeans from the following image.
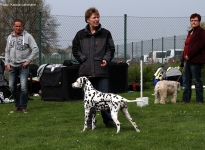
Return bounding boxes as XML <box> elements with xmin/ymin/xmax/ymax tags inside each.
<box><xmin>86</xmin><ymin>77</ymin><xmax>113</xmax><ymax>126</ymax></box>
<box><xmin>182</xmin><ymin>61</ymin><xmax>203</xmax><ymax>102</ymax></box>
<box><xmin>9</xmin><ymin>65</ymin><xmax>29</xmax><ymax>109</ymax></box>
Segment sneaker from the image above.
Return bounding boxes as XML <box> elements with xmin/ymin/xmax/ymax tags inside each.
<box><xmin>10</xmin><ymin>107</ymin><xmax>20</xmax><ymax>113</ymax></box>
<box><xmin>197</xmin><ymin>101</ymin><xmax>203</xmax><ymax>104</ymax></box>
<box><xmin>105</xmin><ymin>122</ymin><xmax>116</xmax><ymax>128</ymax></box>
<box><xmin>21</xmin><ymin>109</ymin><xmax>28</xmax><ymax>114</ymax></box>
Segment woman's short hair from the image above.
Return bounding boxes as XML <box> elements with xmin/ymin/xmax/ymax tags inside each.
<box><xmin>85</xmin><ymin>7</ymin><xmax>100</xmax><ymax>23</ymax></box>
<box><xmin>190</xmin><ymin>13</ymin><xmax>201</xmax><ymax>22</ymax></box>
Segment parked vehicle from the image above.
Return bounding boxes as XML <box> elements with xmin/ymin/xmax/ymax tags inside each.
<box><xmin>126</xmin><ymin>57</ymin><xmax>140</xmax><ymax>65</ymax></box>
<box><xmin>164</xmin><ymin>49</ymin><xmax>183</xmax><ymax>63</ymax></box>
<box><xmin>147</xmin><ymin>51</ymin><xmax>166</xmax><ymax>63</ymax></box>
<box><xmin>143</xmin><ymin>55</ymin><xmax>149</xmax><ymax>63</ymax></box>
<box><xmin>51</xmin><ymin>53</ymin><xmax>61</xmax><ymax>59</ymax></box>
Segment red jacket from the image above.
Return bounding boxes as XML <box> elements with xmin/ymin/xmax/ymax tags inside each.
<box><xmin>181</xmin><ymin>26</ymin><xmax>205</xmax><ymax>64</ymax></box>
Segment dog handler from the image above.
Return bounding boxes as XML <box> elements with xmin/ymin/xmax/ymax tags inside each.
<box><xmin>72</xmin><ymin>7</ymin><xmax>115</xmax><ymax>128</ymax></box>
<box><xmin>180</xmin><ymin>13</ymin><xmax>205</xmax><ymax>104</ymax></box>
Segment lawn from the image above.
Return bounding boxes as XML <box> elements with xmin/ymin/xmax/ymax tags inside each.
<box><xmin>0</xmin><ymin>89</ymin><xmax>205</xmax><ymax>150</ymax></box>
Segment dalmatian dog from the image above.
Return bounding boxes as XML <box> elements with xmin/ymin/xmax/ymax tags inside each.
<box><xmin>153</xmin><ymin>80</ymin><xmax>181</xmax><ymax>104</ymax></box>
<box><xmin>72</xmin><ymin>76</ymin><xmax>140</xmax><ymax>133</ymax></box>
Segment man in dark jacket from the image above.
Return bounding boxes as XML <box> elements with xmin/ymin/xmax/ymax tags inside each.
<box><xmin>72</xmin><ymin>7</ymin><xmax>115</xmax><ymax>128</ymax></box>
<box><xmin>180</xmin><ymin>13</ymin><xmax>205</xmax><ymax>104</ymax></box>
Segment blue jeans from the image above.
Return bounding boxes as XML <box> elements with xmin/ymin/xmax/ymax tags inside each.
<box><xmin>86</xmin><ymin>77</ymin><xmax>113</xmax><ymax>126</ymax></box>
<box><xmin>9</xmin><ymin>65</ymin><xmax>29</xmax><ymax>109</ymax></box>
<box><xmin>182</xmin><ymin>60</ymin><xmax>203</xmax><ymax>103</ymax></box>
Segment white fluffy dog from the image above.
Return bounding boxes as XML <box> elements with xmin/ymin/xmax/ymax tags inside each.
<box><xmin>153</xmin><ymin>80</ymin><xmax>180</xmax><ymax>104</ymax></box>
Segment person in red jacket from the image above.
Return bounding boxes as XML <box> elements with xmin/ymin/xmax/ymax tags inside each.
<box><xmin>180</xmin><ymin>13</ymin><xmax>205</xmax><ymax>104</ymax></box>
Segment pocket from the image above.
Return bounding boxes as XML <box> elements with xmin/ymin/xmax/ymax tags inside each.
<box><xmin>94</xmin><ymin>57</ymin><xmax>102</xmax><ymax>67</ymax></box>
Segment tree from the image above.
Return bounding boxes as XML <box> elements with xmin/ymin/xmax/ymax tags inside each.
<box><xmin>0</xmin><ymin>0</ymin><xmax>59</xmax><ymax>55</ymax></box>
<box><xmin>201</xmin><ymin>22</ymin><xmax>205</xmax><ymax>29</ymax></box>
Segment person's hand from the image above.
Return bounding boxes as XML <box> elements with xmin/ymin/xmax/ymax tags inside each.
<box><xmin>6</xmin><ymin>64</ymin><xmax>12</xmax><ymax>71</ymax></box>
<box><xmin>22</xmin><ymin>62</ymin><xmax>29</xmax><ymax>68</ymax></box>
<box><xmin>100</xmin><ymin>60</ymin><xmax>107</xmax><ymax>67</ymax></box>
<box><xmin>185</xmin><ymin>55</ymin><xmax>189</xmax><ymax>60</ymax></box>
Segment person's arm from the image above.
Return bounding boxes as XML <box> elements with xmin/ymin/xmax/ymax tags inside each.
<box><xmin>26</xmin><ymin>35</ymin><xmax>39</xmax><ymax>64</ymax></box>
<box><xmin>5</xmin><ymin>35</ymin><xmax>12</xmax><ymax>71</ymax></box>
<box><xmin>5</xmin><ymin>35</ymin><xmax>11</xmax><ymax>66</ymax></box>
<box><xmin>102</xmin><ymin>31</ymin><xmax>115</xmax><ymax>63</ymax></box>
<box><xmin>187</xmin><ymin>28</ymin><xmax>205</xmax><ymax>60</ymax></box>
<box><xmin>72</xmin><ymin>32</ymin><xmax>87</xmax><ymax>63</ymax></box>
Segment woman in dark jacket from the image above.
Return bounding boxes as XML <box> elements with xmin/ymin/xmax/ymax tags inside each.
<box><xmin>72</xmin><ymin>7</ymin><xmax>115</xmax><ymax>128</ymax></box>
<box><xmin>180</xmin><ymin>13</ymin><xmax>205</xmax><ymax>104</ymax></box>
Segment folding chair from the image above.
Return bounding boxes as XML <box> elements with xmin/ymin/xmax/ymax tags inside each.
<box><xmin>0</xmin><ymin>59</ymin><xmax>11</xmax><ymax>100</ymax></box>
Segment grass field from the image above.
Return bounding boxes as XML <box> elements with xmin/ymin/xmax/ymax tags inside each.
<box><xmin>0</xmin><ymin>89</ymin><xmax>205</xmax><ymax>150</ymax></box>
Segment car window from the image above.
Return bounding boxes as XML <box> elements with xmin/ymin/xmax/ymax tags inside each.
<box><xmin>166</xmin><ymin>51</ymin><xmax>171</xmax><ymax>57</ymax></box>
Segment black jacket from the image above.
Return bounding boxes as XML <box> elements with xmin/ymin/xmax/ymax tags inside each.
<box><xmin>72</xmin><ymin>24</ymin><xmax>115</xmax><ymax>77</ymax></box>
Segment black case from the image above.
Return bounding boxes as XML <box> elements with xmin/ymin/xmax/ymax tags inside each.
<box><xmin>40</xmin><ymin>66</ymin><xmax>82</xmax><ymax>101</ymax></box>
<box><xmin>108</xmin><ymin>62</ymin><xmax>128</xmax><ymax>93</ymax></box>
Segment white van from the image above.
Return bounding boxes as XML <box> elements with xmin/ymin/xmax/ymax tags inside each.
<box><xmin>164</xmin><ymin>49</ymin><xmax>183</xmax><ymax>63</ymax></box>
<box><xmin>147</xmin><ymin>51</ymin><xmax>166</xmax><ymax>63</ymax></box>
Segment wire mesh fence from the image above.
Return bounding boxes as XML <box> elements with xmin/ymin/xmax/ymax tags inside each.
<box><xmin>1</xmin><ymin>15</ymin><xmax>205</xmax><ymax>67</ymax></box>
<box><xmin>1</xmin><ymin>14</ymin><xmax>205</xmax><ymax>94</ymax></box>
<box><xmin>39</xmin><ymin>15</ymin><xmax>204</xmax><ymax>66</ymax></box>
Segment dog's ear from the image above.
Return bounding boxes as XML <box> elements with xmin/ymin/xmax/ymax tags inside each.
<box><xmin>82</xmin><ymin>76</ymin><xmax>87</xmax><ymax>84</ymax></box>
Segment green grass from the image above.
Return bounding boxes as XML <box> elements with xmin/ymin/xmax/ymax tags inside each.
<box><xmin>0</xmin><ymin>89</ymin><xmax>205</xmax><ymax>150</ymax></box>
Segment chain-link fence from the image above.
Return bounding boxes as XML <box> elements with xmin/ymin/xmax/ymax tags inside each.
<box><xmin>1</xmin><ymin>14</ymin><xmax>205</xmax><ymax>89</ymax></box>
<box><xmin>38</xmin><ymin>15</ymin><xmax>205</xmax><ymax>67</ymax></box>
<box><xmin>0</xmin><ymin>15</ymin><xmax>205</xmax><ymax>67</ymax></box>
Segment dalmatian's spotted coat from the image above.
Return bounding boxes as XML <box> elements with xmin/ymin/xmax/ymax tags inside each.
<box><xmin>72</xmin><ymin>76</ymin><xmax>140</xmax><ymax>133</ymax></box>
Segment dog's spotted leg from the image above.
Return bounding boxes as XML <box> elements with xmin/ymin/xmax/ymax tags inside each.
<box><xmin>83</xmin><ymin>108</ymin><xmax>90</xmax><ymax>131</ymax></box>
<box><xmin>91</xmin><ymin>111</ymin><xmax>96</xmax><ymax>130</ymax></box>
<box><xmin>121</xmin><ymin>108</ymin><xmax>140</xmax><ymax>132</ymax></box>
<box><xmin>110</xmin><ymin>109</ymin><xmax>120</xmax><ymax>133</ymax></box>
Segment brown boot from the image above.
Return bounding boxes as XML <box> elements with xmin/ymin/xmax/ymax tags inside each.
<box><xmin>21</xmin><ymin>109</ymin><xmax>28</xmax><ymax>114</ymax></box>
<box><xmin>10</xmin><ymin>107</ymin><xmax>20</xmax><ymax>113</ymax></box>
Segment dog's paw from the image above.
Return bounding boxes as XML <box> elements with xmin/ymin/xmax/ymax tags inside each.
<box><xmin>136</xmin><ymin>129</ymin><xmax>140</xmax><ymax>132</ymax></box>
<box><xmin>91</xmin><ymin>125</ymin><xmax>96</xmax><ymax>130</ymax></box>
<box><xmin>154</xmin><ymin>101</ymin><xmax>160</xmax><ymax>104</ymax></box>
<box><xmin>160</xmin><ymin>102</ymin><xmax>166</xmax><ymax>104</ymax></box>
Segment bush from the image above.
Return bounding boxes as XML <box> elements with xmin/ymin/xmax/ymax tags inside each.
<box><xmin>128</xmin><ymin>64</ymin><xmax>155</xmax><ymax>89</ymax></box>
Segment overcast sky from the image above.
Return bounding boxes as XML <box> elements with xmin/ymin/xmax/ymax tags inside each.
<box><xmin>46</xmin><ymin>0</ymin><xmax>205</xmax><ymax>17</ymax></box>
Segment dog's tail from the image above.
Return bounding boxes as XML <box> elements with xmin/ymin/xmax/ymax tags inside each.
<box><xmin>123</xmin><ymin>99</ymin><xmax>144</xmax><ymax>103</ymax></box>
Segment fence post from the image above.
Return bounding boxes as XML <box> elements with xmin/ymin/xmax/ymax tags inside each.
<box><xmin>152</xmin><ymin>39</ymin><xmax>154</xmax><ymax>64</ymax></box>
<box><xmin>132</xmin><ymin>42</ymin><xmax>133</xmax><ymax>59</ymax></box>
<box><xmin>162</xmin><ymin>37</ymin><xmax>164</xmax><ymax>64</ymax></box>
<box><xmin>117</xmin><ymin>45</ymin><xmax>119</xmax><ymax>59</ymax></box>
<box><xmin>174</xmin><ymin>35</ymin><xmax>176</xmax><ymax>61</ymax></box>
<box><xmin>38</xmin><ymin>11</ymin><xmax>42</xmax><ymax>65</ymax></box>
<box><xmin>124</xmin><ymin>14</ymin><xmax>127</xmax><ymax>62</ymax></box>
<box><xmin>141</xmin><ymin>40</ymin><xmax>143</xmax><ymax>61</ymax></box>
